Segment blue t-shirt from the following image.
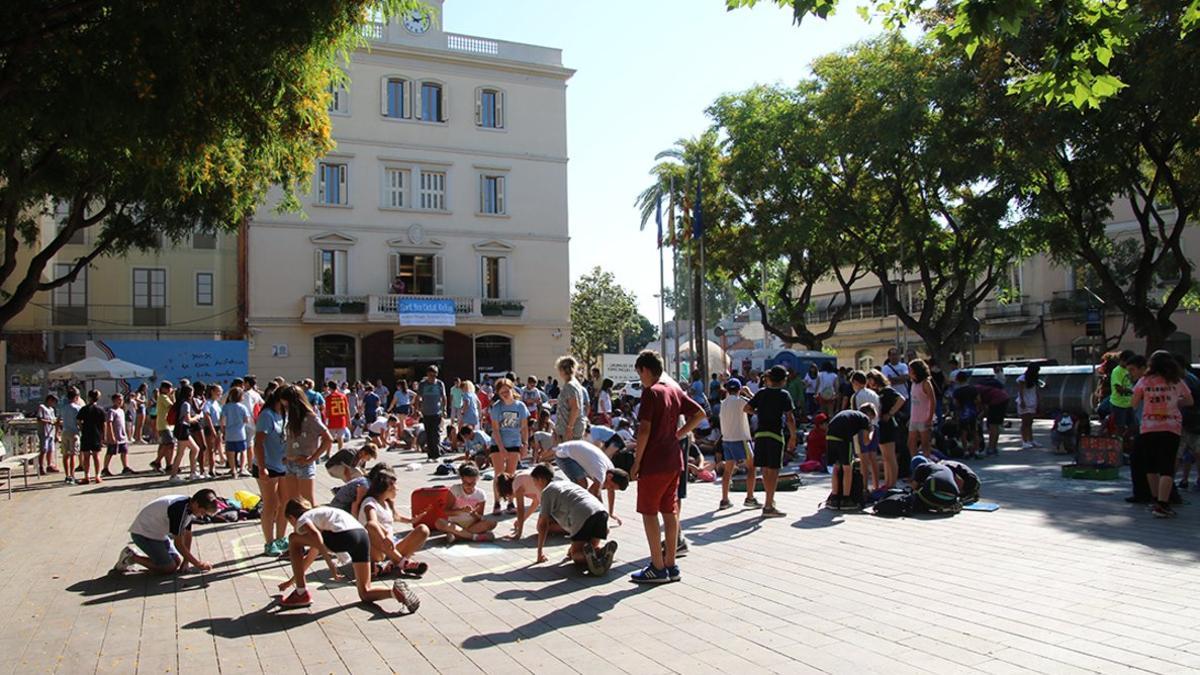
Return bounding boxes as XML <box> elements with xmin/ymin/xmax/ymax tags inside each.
<box><xmin>60</xmin><ymin>401</ymin><xmax>83</xmax><ymax>434</ymax></box>
<box><xmin>460</xmin><ymin>393</ymin><xmax>480</xmax><ymax>426</ymax></box>
<box><xmin>305</xmin><ymin>390</ymin><xmax>325</xmax><ymax>409</ymax></box>
<box><xmin>462</xmin><ymin>429</ymin><xmax>492</xmax><ymax>456</ymax></box>
<box><xmin>589</xmin><ymin>425</ymin><xmax>617</xmax><ymax>445</ymax></box>
<box><xmin>257</xmin><ymin>408</ymin><xmax>287</xmax><ymax>472</ymax></box>
<box><xmin>221</xmin><ymin>402</ymin><xmax>250</xmax><ymax>443</ymax></box>
<box><xmin>491</xmin><ymin>400</ymin><xmax>530</xmax><ymax>448</ymax></box>
<box><xmin>363</xmin><ymin>392</ymin><xmax>380</xmax><ymax>422</ymax></box>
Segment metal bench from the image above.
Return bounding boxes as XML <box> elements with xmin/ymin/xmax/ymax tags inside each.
<box><xmin>0</xmin><ymin>452</ymin><xmax>40</xmax><ymax>499</ymax></box>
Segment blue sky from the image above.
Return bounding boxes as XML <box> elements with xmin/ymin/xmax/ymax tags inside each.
<box><xmin>447</xmin><ymin>0</ymin><xmax>885</xmax><ymax>322</ymax></box>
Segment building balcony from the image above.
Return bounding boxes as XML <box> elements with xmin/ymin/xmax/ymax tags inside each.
<box><xmin>1048</xmin><ymin>290</ymin><xmax>1092</xmax><ymax>317</ymax></box>
<box><xmin>47</xmin><ymin>304</ymin><xmax>168</xmax><ymax>328</ymax></box>
<box><xmin>978</xmin><ymin>296</ymin><xmax>1031</xmax><ymax>319</ymax></box>
<box><xmin>360</xmin><ymin>23</ymin><xmax>564</xmax><ymax>68</ymax></box>
<box><xmin>302</xmin><ymin>294</ymin><xmax>527</xmax><ymax>323</ymax></box>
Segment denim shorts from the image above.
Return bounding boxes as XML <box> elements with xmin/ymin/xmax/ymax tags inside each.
<box><xmin>225</xmin><ymin>440</ymin><xmax>247</xmax><ymax>453</ymax></box>
<box><xmin>131</xmin><ymin>532</ymin><xmax>181</xmax><ymax>569</ymax></box>
<box><xmin>557</xmin><ymin>456</ymin><xmax>588</xmax><ymax>483</ymax></box>
<box><xmin>284</xmin><ymin>459</ymin><xmax>316</xmax><ymax>479</ymax></box>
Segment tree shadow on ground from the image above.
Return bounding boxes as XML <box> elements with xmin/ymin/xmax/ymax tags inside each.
<box><xmin>461</xmin><ymin>586</ymin><xmax>644</xmax><ymax>649</ymax></box>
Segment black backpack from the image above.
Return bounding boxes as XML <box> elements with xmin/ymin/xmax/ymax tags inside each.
<box><xmin>873</xmin><ymin>492</ymin><xmax>916</xmax><ymax>517</ymax></box>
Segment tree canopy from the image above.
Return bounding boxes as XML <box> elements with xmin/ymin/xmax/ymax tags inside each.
<box><xmin>0</xmin><ymin>0</ymin><xmax>424</xmax><ymax>328</ymax></box>
<box><xmin>570</xmin><ymin>267</ymin><xmax>639</xmax><ymax>374</ymax></box>
<box><xmin>727</xmin><ymin>0</ymin><xmax>1199</xmax><ymax>109</ymax></box>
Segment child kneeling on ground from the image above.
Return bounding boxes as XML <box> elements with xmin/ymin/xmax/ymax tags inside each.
<box><xmin>357</xmin><ymin>465</ymin><xmax>431</xmax><ymax>578</ymax></box>
<box><xmin>277</xmin><ymin>498</ymin><xmax>420</xmax><ymax>613</ymax></box>
<box><xmin>531</xmin><ymin>464</ymin><xmax>618</xmax><ymax>576</ymax></box>
<box><xmin>434</xmin><ymin>462</ymin><xmax>498</xmax><ymax>543</ymax></box>
<box><xmin>112</xmin><ymin>489</ymin><xmax>221</xmax><ymax>575</ymax></box>
<box><xmin>325</xmin><ymin>445</ymin><xmax>376</xmax><ymax>482</ymax></box>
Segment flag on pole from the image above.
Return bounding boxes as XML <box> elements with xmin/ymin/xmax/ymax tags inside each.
<box><xmin>692</xmin><ymin>174</ymin><xmax>704</xmax><ymax>240</ymax></box>
<box><xmin>655</xmin><ymin>193</ymin><xmax>663</xmax><ymax>248</ymax></box>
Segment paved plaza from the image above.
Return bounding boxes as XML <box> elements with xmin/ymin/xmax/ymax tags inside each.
<box><xmin>1</xmin><ymin>422</ymin><xmax>1198</xmax><ymax>674</ymax></box>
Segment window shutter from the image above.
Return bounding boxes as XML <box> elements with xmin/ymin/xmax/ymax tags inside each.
<box><xmin>479</xmin><ymin>174</ymin><xmax>486</xmax><ymax>213</ymax></box>
<box><xmin>337</xmin><ymin>165</ymin><xmax>347</xmax><ymax>204</ymax></box>
<box><xmin>440</xmin><ymin>85</ymin><xmax>448</xmax><ymax>122</ymax></box>
<box><xmin>380</xmin><ymin>78</ymin><xmax>389</xmax><ymax>116</ymax></box>
<box><xmin>415</xmin><ymin>83</ymin><xmax>423</xmax><ymax>121</ymax></box>
<box><xmin>317</xmin><ymin>165</ymin><xmax>326</xmax><ymax>203</ymax></box>
<box><xmin>434</xmin><ymin>255</ymin><xmax>445</xmax><ymax>296</ymax></box>
<box><xmin>314</xmin><ymin>250</ymin><xmax>323</xmax><ymax>293</ymax></box>
<box><xmin>497</xmin><ymin>91</ymin><xmax>505</xmax><ymax>128</ymax></box>
<box><xmin>474</xmin><ymin>88</ymin><xmax>482</xmax><ymax>126</ymax></box>
<box><xmin>502</xmin><ymin>256</ymin><xmax>510</xmax><ymax>299</ymax></box>
<box><xmin>388</xmin><ymin>252</ymin><xmax>399</xmax><ymax>290</ymax></box>
<box><xmin>402</xmin><ymin>79</ymin><xmax>412</xmax><ymax>119</ymax></box>
<box><xmin>497</xmin><ymin>176</ymin><xmax>505</xmax><ymax>214</ymax></box>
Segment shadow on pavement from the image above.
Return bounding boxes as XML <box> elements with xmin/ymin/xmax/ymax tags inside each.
<box><xmin>461</xmin><ymin>586</ymin><xmax>644</xmax><ymax>649</ymax></box>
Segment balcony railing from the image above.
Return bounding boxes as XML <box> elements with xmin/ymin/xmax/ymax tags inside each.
<box><xmin>51</xmin><ymin>306</ymin><xmax>88</xmax><ymax>326</ymax></box>
<box><xmin>356</xmin><ymin>19</ymin><xmax>563</xmax><ymax>67</ymax></box>
<box><xmin>1049</xmin><ymin>290</ymin><xmax>1092</xmax><ymax>316</ymax></box>
<box><xmin>978</xmin><ymin>296</ymin><xmax>1030</xmax><ymax>319</ymax></box>
<box><xmin>302</xmin><ymin>294</ymin><xmax>527</xmax><ymax>323</ymax></box>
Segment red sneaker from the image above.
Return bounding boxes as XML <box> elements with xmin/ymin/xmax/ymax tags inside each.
<box><xmin>279</xmin><ymin>590</ymin><xmax>312</xmax><ymax>608</ymax></box>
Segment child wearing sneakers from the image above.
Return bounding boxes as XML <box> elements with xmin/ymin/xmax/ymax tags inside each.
<box><xmin>434</xmin><ymin>462</ymin><xmax>498</xmax><ymax>543</ymax></box>
<box><xmin>356</xmin><ymin>466</ymin><xmax>430</xmax><ymax>578</ymax></box>
<box><xmin>826</xmin><ymin>404</ymin><xmax>876</xmax><ymax>509</ymax></box>
<box><xmin>531</xmin><ymin>464</ymin><xmax>618</xmax><ymax>576</ymax></box>
<box><xmin>101</xmin><ymin>392</ymin><xmax>134</xmax><ymax>477</ymax></box>
<box><xmin>111</xmin><ymin>489</ymin><xmax>220</xmax><ymax>575</ymax></box>
<box><xmin>743</xmin><ymin>366</ymin><xmax>797</xmax><ymax>518</ymax></box>
<box><xmin>277</xmin><ymin>498</ymin><xmax>420</xmax><ymax>613</ymax></box>
<box><xmin>718</xmin><ymin>378</ymin><xmax>756</xmax><ymax>510</ymax></box>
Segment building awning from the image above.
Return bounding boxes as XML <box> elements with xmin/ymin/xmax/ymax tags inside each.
<box><xmin>829</xmin><ymin>287</ymin><xmax>882</xmax><ymax>310</ymax></box>
<box><xmin>981</xmin><ymin>322</ymin><xmax>1040</xmax><ymax>341</ymax></box>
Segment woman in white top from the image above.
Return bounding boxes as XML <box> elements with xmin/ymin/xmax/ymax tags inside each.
<box><xmin>1016</xmin><ymin>364</ymin><xmax>1042</xmax><ymax>449</ymax></box>
<box><xmin>597</xmin><ymin>378</ymin><xmax>614</xmax><ymax>425</ymax></box>
<box><xmin>357</xmin><ymin>466</ymin><xmax>429</xmax><ymax>577</ymax></box>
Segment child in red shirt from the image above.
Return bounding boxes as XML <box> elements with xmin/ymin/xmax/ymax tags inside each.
<box><xmin>806</xmin><ymin>413</ymin><xmax>829</xmax><ymax>465</ymax></box>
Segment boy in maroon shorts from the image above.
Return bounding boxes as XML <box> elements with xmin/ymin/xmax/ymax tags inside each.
<box><xmin>630</xmin><ymin>350</ymin><xmax>706</xmax><ymax>584</ymax></box>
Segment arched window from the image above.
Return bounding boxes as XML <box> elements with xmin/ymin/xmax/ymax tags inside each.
<box><xmin>475</xmin><ymin>335</ymin><xmax>512</xmax><ymax>377</ymax></box>
<box><xmin>419</xmin><ymin>81</ymin><xmax>445</xmax><ymax>122</ymax></box>
<box><xmin>475</xmin><ymin>87</ymin><xmax>505</xmax><ymax>129</ymax></box>
<box><xmin>380</xmin><ymin>76</ymin><xmax>411</xmax><ymax>119</ymax></box>
<box><xmin>314</xmin><ymin>335</ymin><xmax>356</xmax><ymax>383</ymax></box>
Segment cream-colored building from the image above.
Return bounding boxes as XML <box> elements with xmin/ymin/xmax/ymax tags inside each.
<box><xmin>803</xmin><ymin>202</ymin><xmax>1198</xmax><ymax>369</ymax></box>
<box><xmin>0</xmin><ymin>211</ymin><xmax>241</xmax><ymax>409</ymax></box>
<box><xmin>246</xmin><ymin>1</ymin><xmax>574</xmax><ymax>386</ymax></box>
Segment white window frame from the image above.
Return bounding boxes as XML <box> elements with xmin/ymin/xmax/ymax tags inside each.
<box><xmin>475</xmin><ymin>87</ymin><xmax>505</xmax><ymax>130</ymax></box>
<box><xmin>380</xmin><ymin>76</ymin><xmax>411</xmax><ymax>120</ymax></box>
<box><xmin>315</xmin><ymin>248</ymin><xmax>348</xmax><ymax>295</ymax></box>
<box><xmin>317</xmin><ymin>160</ymin><xmax>350</xmax><ymax>207</ymax></box>
<box><xmin>480</xmin><ymin>255</ymin><xmax>508</xmax><ymax>299</ymax></box>
<box><xmin>382</xmin><ymin>166</ymin><xmax>410</xmax><ymax>209</ymax></box>
<box><xmin>417</xmin><ymin>80</ymin><xmax>447</xmax><ymax>123</ymax></box>
<box><xmin>479</xmin><ymin>173</ymin><xmax>506</xmax><ymax>216</ymax></box>
<box><xmin>419</xmin><ymin>170</ymin><xmax>447</xmax><ymax>211</ymax></box>
<box><xmin>132</xmin><ymin>267</ymin><xmax>167</xmax><ymax>317</ymax></box>
<box><xmin>195</xmin><ymin>271</ymin><xmax>214</xmax><ymax>306</ymax></box>
<box><xmin>389</xmin><ymin>252</ymin><xmax>444</xmax><ymax>296</ymax></box>
<box><xmin>328</xmin><ymin>81</ymin><xmax>350</xmax><ymax>116</ymax></box>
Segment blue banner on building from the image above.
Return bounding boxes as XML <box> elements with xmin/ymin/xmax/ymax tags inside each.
<box><xmin>398</xmin><ymin>297</ymin><xmax>456</xmax><ymax>327</ymax></box>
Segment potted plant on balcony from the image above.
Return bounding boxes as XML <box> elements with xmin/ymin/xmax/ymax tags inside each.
<box><xmin>340</xmin><ymin>300</ymin><xmax>367</xmax><ymax>314</ymax></box>
<box><xmin>500</xmin><ymin>301</ymin><xmax>524</xmax><ymax>317</ymax></box>
<box><xmin>481</xmin><ymin>300</ymin><xmax>503</xmax><ymax>317</ymax></box>
<box><xmin>313</xmin><ymin>297</ymin><xmax>340</xmax><ymax>314</ymax></box>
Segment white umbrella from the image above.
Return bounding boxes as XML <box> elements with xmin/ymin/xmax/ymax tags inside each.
<box><xmin>49</xmin><ymin>357</ymin><xmax>154</xmax><ymax>381</ymax></box>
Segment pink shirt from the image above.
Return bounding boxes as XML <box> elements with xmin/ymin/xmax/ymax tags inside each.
<box><xmin>910</xmin><ymin>380</ymin><xmax>934</xmax><ymax>424</ymax></box>
<box><xmin>1134</xmin><ymin>375</ymin><xmax>1192</xmax><ymax>435</ymax></box>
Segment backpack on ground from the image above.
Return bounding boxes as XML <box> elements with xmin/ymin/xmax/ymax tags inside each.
<box><xmin>873</xmin><ymin>491</ymin><xmax>916</xmax><ymax>517</ymax></box>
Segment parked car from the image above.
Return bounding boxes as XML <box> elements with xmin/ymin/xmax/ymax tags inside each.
<box><xmin>612</xmin><ymin>380</ymin><xmax>643</xmax><ymax>400</ymax></box>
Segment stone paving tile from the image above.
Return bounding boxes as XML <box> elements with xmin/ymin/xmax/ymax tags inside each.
<box><xmin>0</xmin><ymin>423</ymin><xmax>1196</xmax><ymax>674</ymax></box>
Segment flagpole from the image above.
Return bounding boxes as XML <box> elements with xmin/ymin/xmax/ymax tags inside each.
<box><xmin>656</xmin><ymin>197</ymin><xmax>667</xmax><ymax>376</ymax></box>
<box><xmin>670</xmin><ymin>178</ymin><xmax>681</xmax><ymax>380</ymax></box>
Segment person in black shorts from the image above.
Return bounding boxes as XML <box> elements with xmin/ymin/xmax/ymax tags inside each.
<box><xmin>278</xmin><ymin>498</ymin><xmax>420</xmax><ymax>612</ymax></box>
<box><xmin>531</xmin><ymin>464</ymin><xmax>617</xmax><ymax>576</ymax></box>
<box><xmin>826</xmin><ymin>404</ymin><xmax>876</xmax><ymax>509</ymax></box>
<box><xmin>744</xmin><ymin>366</ymin><xmax>797</xmax><ymax>518</ymax></box>
<box><xmin>76</xmin><ymin>389</ymin><xmax>107</xmax><ymax>484</ymax></box>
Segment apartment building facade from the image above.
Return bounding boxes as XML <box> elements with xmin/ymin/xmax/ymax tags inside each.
<box><xmin>246</xmin><ymin>1</ymin><xmax>574</xmax><ymax>386</ymax></box>
<box><xmin>801</xmin><ymin>202</ymin><xmax>1199</xmax><ymax>369</ymax></box>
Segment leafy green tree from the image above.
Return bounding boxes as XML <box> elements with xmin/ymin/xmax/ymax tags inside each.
<box><xmin>819</xmin><ymin>38</ymin><xmax>1028</xmax><ymax>364</ymax></box>
<box><xmin>991</xmin><ymin>3</ymin><xmax>1200</xmax><ymax>351</ymax></box>
<box><xmin>570</xmin><ymin>267</ymin><xmax>639</xmax><ymax>374</ymax></box>
<box><xmin>708</xmin><ymin>84</ymin><xmax>870</xmax><ymax>350</ymax></box>
<box><xmin>726</xmin><ymin>0</ymin><xmax>1198</xmax><ymax>108</ymax></box>
<box><xmin>0</xmin><ymin>0</ymin><xmax>424</xmax><ymax>329</ymax></box>
<box><xmin>602</xmin><ymin>313</ymin><xmax>659</xmax><ymax>355</ymax></box>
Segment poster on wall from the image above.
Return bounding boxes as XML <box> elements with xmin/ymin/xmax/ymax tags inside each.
<box><xmin>601</xmin><ymin>354</ymin><xmax>639</xmax><ymax>384</ymax></box>
<box><xmin>87</xmin><ymin>340</ymin><xmax>249</xmax><ymax>389</ymax></box>
<box><xmin>323</xmin><ymin>367</ymin><xmax>348</xmax><ymax>384</ymax></box>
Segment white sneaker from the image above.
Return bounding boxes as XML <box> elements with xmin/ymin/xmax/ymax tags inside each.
<box><xmin>334</xmin><ymin>552</ymin><xmax>352</xmax><ymax>567</ymax></box>
<box><xmin>112</xmin><ymin>546</ymin><xmax>136</xmax><ymax>574</ymax></box>
<box><xmin>238</xmin><ymin>469</ymin><xmax>252</xmax><ymax>478</ymax></box>
<box><xmin>1021</xmin><ymin>441</ymin><xmax>1034</xmax><ymax>449</ymax></box>
<box><xmin>169</xmin><ymin>474</ymin><xmax>186</xmax><ymax>484</ymax></box>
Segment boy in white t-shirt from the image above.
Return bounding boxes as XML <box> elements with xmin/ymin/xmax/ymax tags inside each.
<box><xmin>433</xmin><ymin>462</ymin><xmax>497</xmax><ymax>543</ymax></box>
<box><xmin>277</xmin><ymin>498</ymin><xmax>419</xmax><ymax>613</ymax></box>
<box><xmin>718</xmin><ymin>379</ymin><xmax>756</xmax><ymax>510</ymax></box>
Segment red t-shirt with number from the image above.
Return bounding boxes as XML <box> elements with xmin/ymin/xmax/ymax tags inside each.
<box><xmin>326</xmin><ymin>390</ymin><xmax>350</xmax><ymax>430</ymax></box>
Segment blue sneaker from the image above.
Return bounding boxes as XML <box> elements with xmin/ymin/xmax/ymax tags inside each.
<box><xmin>666</xmin><ymin>565</ymin><xmax>681</xmax><ymax>582</ymax></box>
<box><xmin>630</xmin><ymin>565</ymin><xmax>671</xmax><ymax>584</ymax></box>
